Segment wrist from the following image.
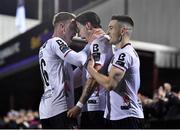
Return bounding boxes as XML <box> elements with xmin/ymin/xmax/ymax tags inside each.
<box><xmin>88</xmin><ymin>66</ymin><xmax>96</xmax><ymax>75</ymax></box>
<box><xmin>76</xmin><ymin>101</ymin><xmax>83</xmax><ymax>109</ymax></box>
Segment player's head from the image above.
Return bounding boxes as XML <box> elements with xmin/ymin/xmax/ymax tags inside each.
<box><xmin>107</xmin><ymin>15</ymin><xmax>134</xmax><ymax>45</ymax></box>
<box><xmin>52</xmin><ymin>12</ymin><xmax>77</xmax><ymax>44</ymax></box>
<box><xmin>75</xmin><ymin>11</ymin><xmax>101</xmax><ymax>40</ymax></box>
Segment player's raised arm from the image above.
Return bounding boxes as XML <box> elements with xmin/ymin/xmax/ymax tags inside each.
<box><xmin>87</xmin><ymin>56</ymin><xmax>125</xmax><ymax>90</ymax></box>
<box><xmin>65</xmin><ymin>50</ymin><xmax>87</xmax><ymax>66</ymax></box>
<box><xmin>52</xmin><ymin>37</ymin><xmax>87</xmax><ymax>67</ymax></box>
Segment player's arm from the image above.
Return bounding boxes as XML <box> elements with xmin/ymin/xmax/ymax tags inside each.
<box><xmin>88</xmin><ymin>50</ymin><xmax>129</xmax><ymax>90</ymax></box>
<box><xmin>53</xmin><ymin>38</ymin><xmax>87</xmax><ymax>67</ymax></box>
<box><xmin>74</xmin><ymin>41</ymin><xmax>104</xmax><ymax>104</ymax></box>
<box><xmin>67</xmin><ymin>41</ymin><xmax>104</xmax><ymax>118</ymax></box>
<box><xmin>78</xmin><ymin>64</ymin><xmax>102</xmax><ymax>103</ymax></box>
<box><xmin>64</xmin><ymin>40</ymin><xmax>89</xmax><ymax>66</ymax></box>
<box><xmin>67</xmin><ymin>63</ymin><xmax>102</xmax><ymax>118</ymax></box>
<box><xmin>73</xmin><ymin>67</ymin><xmax>83</xmax><ymax>88</ymax></box>
<box><xmin>88</xmin><ymin>57</ymin><xmax>125</xmax><ymax>90</ymax></box>
<box><xmin>72</xmin><ymin>45</ymin><xmax>91</xmax><ymax>88</ymax></box>
<box><xmin>75</xmin><ymin>41</ymin><xmax>104</xmax><ymax>103</ymax></box>
<box><xmin>64</xmin><ymin>50</ymin><xmax>87</xmax><ymax>67</ymax></box>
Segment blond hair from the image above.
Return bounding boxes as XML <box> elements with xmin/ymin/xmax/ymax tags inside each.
<box><xmin>52</xmin><ymin>12</ymin><xmax>76</xmax><ymax>27</ymax></box>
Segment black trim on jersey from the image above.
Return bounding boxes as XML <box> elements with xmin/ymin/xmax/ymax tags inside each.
<box><xmin>112</xmin><ymin>64</ymin><xmax>125</xmax><ymax>71</ymax></box>
<box><xmin>64</xmin><ymin>49</ymin><xmax>72</xmax><ymax>57</ymax></box>
<box><xmin>121</xmin><ymin>43</ymin><xmax>131</xmax><ymax>49</ymax></box>
<box><xmin>92</xmin><ymin>52</ymin><xmax>100</xmax><ymax>61</ymax></box>
<box><xmin>115</xmin><ymin>60</ymin><xmax>125</xmax><ymax>67</ymax></box>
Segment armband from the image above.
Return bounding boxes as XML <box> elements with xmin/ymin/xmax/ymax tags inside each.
<box><xmin>76</xmin><ymin>101</ymin><xmax>83</xmax><ymax>109</ymax></box>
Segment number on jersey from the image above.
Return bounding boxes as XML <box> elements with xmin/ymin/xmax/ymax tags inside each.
<box><xmin>40</xmin><ymin>59</ymin><xmax>49</xmax><ymax>87</ymax></box>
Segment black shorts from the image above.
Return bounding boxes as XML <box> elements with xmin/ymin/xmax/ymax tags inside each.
<box><xmin>40</xmin><ymin>111</ymin><xmax>77</xmax><ymax>129</ymax></box>
<box><xmin>105</xmin><ymin>117</ymin><xmax>144</xmax><ymax>129</ymax></box>
<box><xmin>80</xmin><ymin>111</ymin><xmax>105</xmax><ymax>129</ymax></box>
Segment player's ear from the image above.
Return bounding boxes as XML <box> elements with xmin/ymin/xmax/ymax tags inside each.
<box><xmin>122</xmin><ymin>27</ymin><xmax>128</xmax><ymax>35</ymax></box>
<box><xmin>59</xmin><ymin>23</ymin><xmax>66</xmax><ymax>34</ymax></box>
<box><xmin>118</xmin><ymin>27</ymin><xmax>124</xmax><ymax>36</ymax></box>
<box><xmin>85</xmin><ymin>22</ymin><xmax>92</xmax><ymax>30</ymax></box>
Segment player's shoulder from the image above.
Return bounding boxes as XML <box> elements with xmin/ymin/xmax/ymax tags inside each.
<box><xmin>40</xmin><ymin>38</ymin><xmax>51</xmax><ymax>50</ymax></box>
<box><xmin>48</xmin><ymin>37</ymin><xmax>69</xmax><ymax>52</ymax></box>
<box><xmin>91</xmin><ymin>35</ymin><xmax>110</xmax><ymax>50</ymax></box>
<box><xmin>120</xmin><ymin>43</ymin><xmax>134</xmax><ymax>52</ymax></box>
<box><xmin>122</xmin><ymin>43</ymin><xmax>137</xmax><ymax>57</ymax></box>
<box><xmin>114</xmin><ymin>47</ymin><xmax>130</xmax><ymax>58</ymax></box>
<box><xmin>96</xmin><ymin>34</ymin><xmax>110</xmax><ymax>44</ymax></box>
<box><xmin>50</xmin><ymin>37</ymin><xmax>67</xmax><ymax>45</ymax></box>
<box><xmin>101</xmin><ymin>34</ymin><xmax>110</xmax><ymax>41</ymax></box>
<box><xmin>115</xmin><ymin>44</ymin><xmax>136</xmax><ymax>59</ymax></box>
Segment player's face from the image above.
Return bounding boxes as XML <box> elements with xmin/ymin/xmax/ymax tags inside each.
<box><xmin>76</xmin><ymin>22</ymin><xmax>89</xmax><ymax>41</ymax></box>
<box><xmin>64</xmin><ymin>19</ymin><xmax>77</xmax><ymax>44</ymax></box>
<box><xmin>107</xmin><ymin>20</ymin><xmax>121</xmax><ymax>45</ymax></box>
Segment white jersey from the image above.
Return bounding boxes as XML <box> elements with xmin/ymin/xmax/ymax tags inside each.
<box><xmin>81</xmin><ymin>35</ymin><xmax>113</xmax><ymax>111</ymax></box>
<box><xmin>104</xmin><ymin>43</ymin><xmax>144</xmax><ymax>120</ymax></box>
<box><xmin>39</xmin><ymin>37</ymin><xmax>87</xmax><ymax>119</ymax></box>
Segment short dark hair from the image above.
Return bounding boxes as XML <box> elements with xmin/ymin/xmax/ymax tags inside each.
<box><xmin>111</xmin><ymin>15</ymin><xmax>134</xmax><ymax>27</ymax></box>
<box><xmin>53</xmin><ymin>12</ymin><xmax>76</xmax><ymax>26</ymax></box>
<box><xmin>76</xmin><ymin>11</ymin><xmax>101</xmax><ymax>28</ymax></box>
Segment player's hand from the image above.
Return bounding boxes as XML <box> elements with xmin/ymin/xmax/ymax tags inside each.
<box><xmin>67</xmin><ymin>106</ymin><xmax>81</xmax><ymax>118</ymax></box>
<box><xmin>163</xmin><ymin>83</ymin><xmax>171</xmax><ymax>93</ymax></box>
<box><xmin>158</xmin><ymin>86</ymin><xmax>166</xmax><ymax>99</ymax></box>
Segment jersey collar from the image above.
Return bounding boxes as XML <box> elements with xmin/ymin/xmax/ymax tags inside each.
<box><xmin>121</xmin><ymin>43</ymin><xmax>131</xmax><ymax>49</ymax></box>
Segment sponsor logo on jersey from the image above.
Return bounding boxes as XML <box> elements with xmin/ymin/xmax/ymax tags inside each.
<box><xmin>56</xmin><ymin>40</ymin><xmax>70</xmax><ymax>53</ymax></box>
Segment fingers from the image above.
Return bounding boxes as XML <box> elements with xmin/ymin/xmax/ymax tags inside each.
<box><xmin>67</xmin><ymin>107</ymin><xmax>80</xmax><ymax>118</ymax></box>
<box><xmin>67</xmin><ymin>111</ymin><xmax>75</xmax><ymax>118</ymax></box>
<box><xmin>87</xmin><ymin>55</ymin><xmax>94</xmax><ymax>62</ymax></box>
<box><xmin>67</xmin><ymin>110</ymin><xmax>72</xmax><ymax>118</ymax></box>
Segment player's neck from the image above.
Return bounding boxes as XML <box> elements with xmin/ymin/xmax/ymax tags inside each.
<box><xmin>116</xmin><ymin>37</ymin><xmax>130</xmax><ymax>48</ymax></box>
<box><xmin>52</xmin><ymin>31</ymin><xmax>65</xmax><ymax>40</ymax></box>
<box><xmin>52</xmin><ymin>32</ymin><xmax>57</xmax><ymax>38</ymax></box>
<box><xmin>52</xmin><ymin>30</ymin><xmax>61</xmax><ymax>38</ymax></box>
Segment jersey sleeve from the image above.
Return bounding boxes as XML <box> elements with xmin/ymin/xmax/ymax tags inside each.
<box><xmin>51</xmin><ymin>38</ymin><xmax>72</xmax><ymax>60</ymax></box>
<box><xmin>112</xmin><ymin>51</ymin><xmax>131</xmax><ymax>71</ymax></box>
<box><xmin>52</xmin><ymin>38</ymin><xmax>87</xmax><ymax>67</ymax></box>
<box><xmin>81</xmin><ymin>44</ymin><xmax>90</xmax><ymax>54</ymax></box>
<box><xmin>90</xmin><ymin>39</ymin><xmax>106</xmax><ymax>66</ymax></box>
<box><xmin>65</xmin><ymin>51</ymin><xmax>87</xmax><ymax>66</ymax></box>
